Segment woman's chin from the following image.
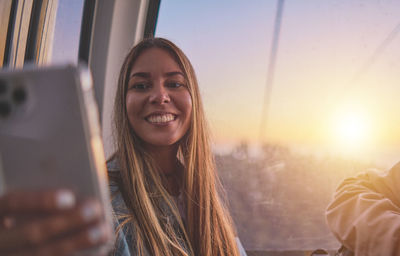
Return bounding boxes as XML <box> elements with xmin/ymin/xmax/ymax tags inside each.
<box><xmin>142</xmin><ymin>137</ymin><xmax>180</xmax><ymax>149</ymax></box>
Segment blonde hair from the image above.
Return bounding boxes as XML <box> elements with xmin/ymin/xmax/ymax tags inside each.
<box><xmin>111</xmin><ymin>37</ymin><xmax>240</xmax><ymax>256</ymax></box>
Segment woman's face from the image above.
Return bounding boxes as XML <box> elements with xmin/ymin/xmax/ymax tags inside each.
<box><xmin>126</xmin><ymin>48</ymin><xmax>192</xmax><ymax>149</ymax></box>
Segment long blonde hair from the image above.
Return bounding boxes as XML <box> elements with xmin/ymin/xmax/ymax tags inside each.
<box><xmin>111</xmin><ymin>37</ymin><xmax>240</xmax><ymax>256</ymax></box>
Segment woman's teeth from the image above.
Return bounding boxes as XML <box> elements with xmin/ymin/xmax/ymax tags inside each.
<box><xmin>147</xmin><ymin>114</ymin><xmax>175</xmax><ymax>123</ymax></box>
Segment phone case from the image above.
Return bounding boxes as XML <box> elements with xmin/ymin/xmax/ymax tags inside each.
<box><xmin>0</xmin><ymin>65</ymin><xmax>114</xmax><ymax>254</ymax></box>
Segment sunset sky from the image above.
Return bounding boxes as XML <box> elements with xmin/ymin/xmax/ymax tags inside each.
<box><xmin>156</xmin><ymin>0</ymin><xmax>400</xmax><ymax>166</ymax></box>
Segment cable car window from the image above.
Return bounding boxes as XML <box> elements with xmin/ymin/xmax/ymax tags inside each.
<box><xmin>51</xmin><ymin>0</ymin><xmax>84</xmax><ymax>64</ymax></box>
<box><xmin>156</xmin><ymin>0</ymin><xmax>400</xmax><ymax>253</ymax></box>
<box><xmin>1</xmin><ymin>0</ymin><xmax>84</xmax><ymax>68</ymax></box>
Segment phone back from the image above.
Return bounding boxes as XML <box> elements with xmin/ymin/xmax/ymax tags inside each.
<box><xmin>0</xmin><ymin>65</ymin><xmax>114</xmax><ymax>252</ymax></box>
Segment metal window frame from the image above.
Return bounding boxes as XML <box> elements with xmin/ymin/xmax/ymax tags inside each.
<box><xmin>143</xmin><ymin>0</ymin><xmax>161</xmax><ymax>38</ymax></box>
<box><xmin>24</xmin><ymin>0</ymin><xmax>44</xmax><ymax>63</ymax></box>
<box><xmin>31</xmin><ymin>0</ymin><xmax>58</xmax><ymax>65</ymax></box>
<box><xmin>78</xmin><ymin>0</ymin><xmax>96</xmax><ymax>64</ymax></box>
<box><xmin>2</xmin><ymin>0</ymin><xmax>58</xmax><ymax>68</ymax></box>
<box><xmin>5</xmin><ymin>0</ymin><xmax>34</xmax><ymax>68</ymax></box>
<box><xmin>1</xmin><ymin>0</ymin><xmax>14</xmax><ymax>67</ymax></box>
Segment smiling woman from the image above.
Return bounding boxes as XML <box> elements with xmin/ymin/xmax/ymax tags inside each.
<box><xmin>110</xmin><ymin>37</ymin><xmax>244</xmax><ymax>256</ymax></box>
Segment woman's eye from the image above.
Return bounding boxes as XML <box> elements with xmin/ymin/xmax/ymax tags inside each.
<box><xmin>131</xmin><ymin>83</ymin><xmax>149</xmax><ymax>90</ymax></box>
<box><xmin>166</xmin><ymin>82</ymin><xmax>184</xmax><ymax>88</ymax></box>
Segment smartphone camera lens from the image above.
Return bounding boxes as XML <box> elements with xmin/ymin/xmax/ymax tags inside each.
<box><xmin>0</xmin><ymin>80</ymin><xmax>7</xmax><ymax>95</ymax></box>
<box><xmin>0</xmin><ymin>101</ymin><xmax>11</xmax><ymax>118</ymax></box>
<box><xmin>12</xmin><ymin>87</ymin><xmax>26</xmax><ymax>104</ymax></box>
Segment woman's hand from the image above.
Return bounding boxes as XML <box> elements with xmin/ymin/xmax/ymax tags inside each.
<box><xmin>0</xmin><ymin>190</ymin><xmax>111</xmax><ymax>256</ymax></box>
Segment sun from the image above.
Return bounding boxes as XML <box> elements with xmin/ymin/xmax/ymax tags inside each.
<box><xmin>338</xmin><ymin>114</ymin><xmax>368</xmax><ymax>143</ymax></box>
<box><xmin>332</xmin><ymin>107</ymin><xmax>372</xmax><ymax>152</ymax></box>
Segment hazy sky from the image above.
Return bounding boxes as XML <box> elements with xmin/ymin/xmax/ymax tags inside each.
<box><xmin>156</xmin><ymin>0</ymin><xmax>400</xmax><ymax>165</ymax></box>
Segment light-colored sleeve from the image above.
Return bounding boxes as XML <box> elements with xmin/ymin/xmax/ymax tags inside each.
<box><xmin>326</xmin><ymin>163</ymin><xmax>400</xmax><ymax>256</ymax></box>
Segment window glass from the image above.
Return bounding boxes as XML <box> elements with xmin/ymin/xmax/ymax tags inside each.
<box><xmin>156</xmin><ymin>0</ymin><xmax>400</xmax><ymax>252</ymax></box>
<box><xmin>1</xmin><ymin>0</ymin><xmax>84</xmax><ymax>67</ymax></box>
<box><xmin>50</xmin><ymin>0</ymin><xmax>84</xmax><ymax>64</ymax></box>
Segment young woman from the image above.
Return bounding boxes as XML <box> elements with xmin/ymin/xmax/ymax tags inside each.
<box><xmin>108</xmin><ymin>37</ymin><xmax>243</xmax><ymax>255</ymax></box>
<box><xmin>0</xmin><ymin>38</ymin><xmax>245</xmax><ymax>256</ymax></box>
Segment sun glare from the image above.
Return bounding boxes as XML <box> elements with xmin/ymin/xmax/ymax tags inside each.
<box><xmin>338</xmin><ymin>115</ymin><xmax>367</xmax><ymax>143</ymax></box>
<box><xmin>332</xmin><ymin>106</ymin><xmax>373</xmax><ymax>153</ymax></box>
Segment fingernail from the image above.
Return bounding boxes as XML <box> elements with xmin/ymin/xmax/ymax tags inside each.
<box><xmin>56</xmin><ymin>190</ymin><xmax>76</xmax><ymax>209</ymax></box>
<box><xmin>81</xmin><ymin>202</ymin><xmax>98</xmax><ymax>221</ymax></box>
<box><xmin>88</xmin><ymin>225</ymin><xmax>103</xmax><ymax>243</ymax></box>
<box><xmin>3</xmin><ymin>217</ymin><xmax>15</xmax><ymax>229</ymax></box>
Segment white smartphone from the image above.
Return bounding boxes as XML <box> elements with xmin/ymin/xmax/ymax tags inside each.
<box><xmin>0</xmin><ymin>65</ymin><xmax>114</xmax><ymax>254</ymax></box>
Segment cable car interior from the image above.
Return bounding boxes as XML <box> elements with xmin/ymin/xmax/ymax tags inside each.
<box><xmin>1</xmin><ymin>0</ymin><xmax>399</xmax><ymax>255</ymax></box>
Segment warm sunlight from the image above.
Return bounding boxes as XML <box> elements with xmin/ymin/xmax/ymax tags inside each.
<box><xmin>332</xmin><ymin>106</ymin><xmax>373</xmax><ymax>152</ymax></box>
<box><xmin>338</xmin><ymin>114</ymin><xmax>368</xmax><ymax>143</ymax></box>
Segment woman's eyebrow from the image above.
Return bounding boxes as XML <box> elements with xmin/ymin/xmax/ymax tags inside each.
<box><xmin>165</xmin><ymin>71</ymin><xmax>185</xmax><ymax>77</ymax></box>
<box><xmin>130</xmin><ymin>72</ymin><xmax>150</xmax><ymax>78</ymax></box>
<box><xmin>129</xmin><ymin>71</ymin><xmax>184</xmax><ymax>79</ymax></box>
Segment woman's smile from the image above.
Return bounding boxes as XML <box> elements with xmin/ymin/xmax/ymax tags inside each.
<box><xmin>145</xmin><ymin>112</ymin><xmax>177</xmax><ymax>125</ymax></box>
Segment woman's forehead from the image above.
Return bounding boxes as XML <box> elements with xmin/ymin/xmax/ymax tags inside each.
<box><xmin>130</xmin><ymin>48</ymin><xmax>182</xmax><ymax>75</ymax></box>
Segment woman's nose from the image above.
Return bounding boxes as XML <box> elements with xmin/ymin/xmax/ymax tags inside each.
<box><xmin>149</xmin><ymin>84</ymin><xmax>170</xmax><ymax>104</ymax></box>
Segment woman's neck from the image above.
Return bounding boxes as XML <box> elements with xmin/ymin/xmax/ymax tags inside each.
<box><xmin>144</xmin><ymin>143</ymin><xmax>182</xmax><ymax>196</ymax></box>
<box><xmin>144</xmin><ymin>143</ymin><xmax>179</xmax><ymax>175</ymax></box>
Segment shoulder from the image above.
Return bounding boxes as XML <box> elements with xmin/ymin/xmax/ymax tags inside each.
<box><xmin>106</xmin><ymin>158</ymin><xmax>139</xmax><ymax>255</ymax></box>
<box><xmin>106</xmin><ymin>156</ymin><xmax>121</xmax><ymax>190</ymax></box>
<box><xmin>105</xmin><ymin>156</ymin><xmax>129</xmax><ymax>215</ymax></box>
<box><xmin>326</xmin><ymin>163</ymin><xmax>400</xmax><ymax>256</ymax></box>
<box><xmin>334</xmin><ymin>162</ymin><xmax>400</xmax><ymax>204</ymax></box>
<box><xmin>107</xmin><ymin>156</ymin><xmax>121</xmax><ymax>173</ymax></box>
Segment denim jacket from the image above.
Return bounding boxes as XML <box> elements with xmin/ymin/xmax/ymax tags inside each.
<box><xmin>107</xmin><ymin>159</ymin><xmax>247</xmax><ymax>256</ymax></box>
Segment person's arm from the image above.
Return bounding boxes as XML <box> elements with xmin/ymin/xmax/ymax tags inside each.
<box><xmin>326</xmin><ymin>163</ymin><xmax>400</xmax><ymax>256</ymax></box>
